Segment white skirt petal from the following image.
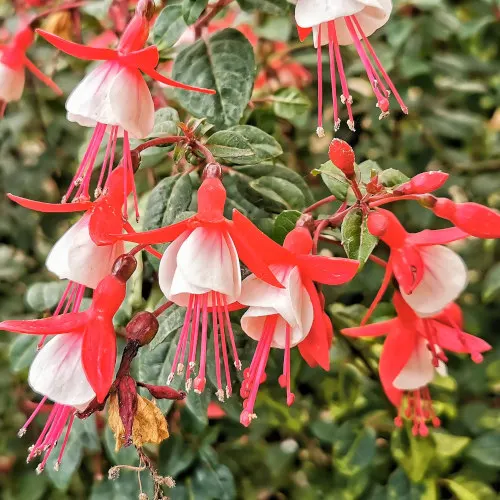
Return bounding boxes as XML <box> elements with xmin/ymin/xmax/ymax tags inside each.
<box><xmin>0</xmin><ymin>62</ymin><xmax>25</xmax><ymax>102</ymax></box>
<box><xmin>393</xmin><ymin>339</ymin><xmax>436</xmax><ymax>391</ymax></box>
<box><xmin>66</xmin><ymin>61</ymin><xmax>154</xmax><ymax>139</ymax></box>
<box><xmin>28</xmin><ymin>334</ymin><xmax>95</xmax><ymax>406</ymax></box>
<box><xmin>46</xmin><ymin>214</ymin><xmax>125</xmax><ymax>289</ymax></box>
<box><xmin>168</xmin><ymin>227</ymin><xmax>242</xmax><ymax>305</ymax></box>
<box><xmin>401</xmin><ymin>245</ymin><xmax>468</xmax><ymax>317</ymax></box>
<box><xmin>297</xmin><ymin>0</ymin><xmax>391</xmax><ymax>45</ymax></box>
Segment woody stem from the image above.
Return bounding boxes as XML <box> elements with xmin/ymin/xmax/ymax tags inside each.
<box><xmin>193</xmin><ymin>0</ymin><xmax>234</xmax><ymax>32</ymax></box>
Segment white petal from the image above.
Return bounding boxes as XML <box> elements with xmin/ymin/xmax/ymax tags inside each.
<box><xmin>66</xmin><ymin>61</ymin><xmax>154</xmax><ymax>138</ymax></box>
<box><xmin>29</xmin><ymin>334</ymin><xmax>95</xmax><ymax>406</ymax></box>
<box><xmin>393</xmin><ymin>339</ymin><xmax>435</xmax><ymax>390</ymax></box>
<box><xmin>169</xmin><ymin>227</ymin><xmax>241</xmax><ymax>305</ymax></box>
<box><xmin>239</xmin><ymin>265</ymin><xmax>313</xmax><ymax>347</ymax></box>
<box><xmin>401</xmin><ymin>245</ymin><xmax>468</xmax><ymax>317</ymax></box>
<box><xmin>0</xmin><ymin>62</ymin><xmax>25</xmax><ymax>102</ymax></box>
<box><xmin>296</xmin><ymin>0</ymin><xmax>391</xmax><ymax>45</ymax></box>
<box><xmin>46</xmin><ymin>214</ymin><xmax>124</xmax><ymax>289</ymax></box>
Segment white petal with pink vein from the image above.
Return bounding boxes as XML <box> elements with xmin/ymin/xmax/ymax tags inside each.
<box><xmin>0</xmin><ymin>62</ymin><xmax>25</xmax><ymax>102</ymax></box>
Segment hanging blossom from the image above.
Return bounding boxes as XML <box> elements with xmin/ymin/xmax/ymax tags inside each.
<box><xmin>36</xmin><ymin>0</ymin><xmax>215</xmax><ymax>215</ymax></box>
<box><xmin>237</xmin><ymin>226</ymin><xmax>359</xmax><ymax>426</ymax></box>
<box><xmin>116</xmin><ymin>168</ymin><xmax>284</xmax><ymax>400</ymax></box>
<box><xmin>343</xmin><ymin>292</ymin><xmax>491</xmax><ymax>436</ymax></box>
<box><xmin>294</xmin><ymin>0</ymin><xmax>407</xmax><ymax>135</ymax></box>
<box><xmin>0</xmin><ymin>24</ymin><xmax>61</xmax><ymax>117</ymax></box>
<box><xmin>363</xmin><ymin>208</ymin><xmax>469</xmax><ymax>322</ymax></box>
<box><xmin>0</xmin><ymin>254</ymin><xmax>136</xmax><ymax>470</ymax></box>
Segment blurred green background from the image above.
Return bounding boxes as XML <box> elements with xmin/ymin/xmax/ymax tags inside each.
<box><xmin>0</xmin><ymin>0</ymin><xmax>499</xmax><ymax>498</ymax></box>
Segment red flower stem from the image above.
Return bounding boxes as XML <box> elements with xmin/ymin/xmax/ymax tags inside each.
<box><xmin>368</xmin><ymin>254</ymin><xmax>387</xmax><ymax>268</ymax></box>
<box><xmin>129</xmin><ymin>244</ymin><xmax>146</xmax><ymax>256</ymax></box>
<box><xmin>369</xmin><ymin>194</ymin><xmax>424</xmax><ymax>208</ymax></box>
<box><xmin>193</xmin><ymin>0</ymin><xmax>234</xmax><ymax>32</ymax></box>
<box><xmin>303</xmin><ymin>195</ymin><xmax>337</xmax><ymax>214</ymax></box>
<box><xmin>349</xmin><ymin>177</ymin><xmax>364</xmax><ymax>201</ymax></box>
<box><xmin>194</xmin><ymin>141</ymin><xmax>217</xmax><ymax>164</ymax></box>
<box><xmin>133</xmin><ymin>136</ymin><xmax>186</xmax><ymax>153</ymax></box>
<box><xmin>153</xmin><ymin>301</ymin><xmax>174</xmax><ymax>317</ymax></box>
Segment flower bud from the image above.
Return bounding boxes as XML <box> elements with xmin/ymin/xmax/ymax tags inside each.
<box><xmin>112</xmin><ymin>254</ymin><xmax>137</xmax><ymax>282</ymax></box>
<box><xmin>395</xmin><ymin>171</ymin><xmax>449</xmax><ymax>195</ymax></box>
<box><xmin>328</xmin><ymin>139</ymin><xmax>355</xmax><ymax>177</ymax></box>
<box><xmin>202</xmin><ymin>162</ymin><xmax>222</xmax><ymax>179</ymax></box>
<box><xmin>138</xmin><ymin>382</ymin><xmax>186</xmax><ymax>400</ymax></box>
<box><xmin>126</xmin><ymin>311</ymin><xmax>159</xmax><ymax>346</ymax></box>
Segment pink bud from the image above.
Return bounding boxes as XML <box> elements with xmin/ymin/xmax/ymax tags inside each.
<box><xmin>395</xmin><ymin>171</ymin><xmax>449</xmax><ymax>195</ymax></box>
<box><xmin>328</xmin><ymin>139</ymin><xmax>355</xmax><ymax>177</ymax></box>
<box><xmin>138</xmin><ymin>382</ymin><xmax>186</xmax><ymax>400</ymax></box>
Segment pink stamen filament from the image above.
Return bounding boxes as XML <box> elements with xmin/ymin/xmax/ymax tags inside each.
<box><xmin>240</xmin><ymin>315</ymin><xmax>278</xmax><ymax>427</ymax></box>
<box><xmin>351</xmin><ymin>15</ymin><xmax>408</xmax><ymax>114</ymax></box>
<box><xmin>327</xmin><ymin>22</ymin><xmax>340</xmax><ymax>130</ymax></box>
<box><xmin>316</xmin><ymin>23</ymin><xmax>324</xmax><ymax>136</ymax></box>
<box><xmin>395</xmin><ymin>388</ymin><xmax>440</xmax><ymax>436</ymax></box>
<box><xmin>328</xmin><ymin>21</ymin><xmax>355</xmax><ymax>131</ymax></box>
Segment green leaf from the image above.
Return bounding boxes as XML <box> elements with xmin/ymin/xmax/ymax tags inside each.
<box><xmin>482</xmin><ymin>262</ymin><xmax>500</xmax><ymax>303</ymax></box>
<box><xmin>191</xmin><ymin>463</ymin><xmax>236</xmax><ymax>499</ymax></box>
<box><xmin>272</xmin><ymin>210</ymin><xmax>301</xmax><ymax>244</ymax></box>
<box><xmin>432</xmin><ymin>432</ymin><xmax>470</xmax><ymax>458</ymax></box>
<box><xmin>443</xmin><ymin>478</ymin><xmax>497</xmax><ymax>500</ymax></box>
<box><xmin>46</xmin><ymin>436</ymin><xmax>83</xmax><ymax>490</ymax></box>
<box><xmin>150</xmin><ymin>303</ymin><xmax>186</xmax><ymax>350</ymax></box>
<box><xmin>335</xmin><ymin>427</ymin><xmax>377</xmax><ymax>476</ymax></box>
<box><xmin>159</xmin><ymin>434</ymin><xmax>197</xmax><ymax>478</ymax></box>
<box><xmin>271</xmin><ymin>87</ymin><xmax>311</xmax><ymax>122</ymax></box>
<box><xmin>341</xmin><ymin>209</ymin><xmax>378</xmax><ymax>269</ymax></box>
<box><xmin>182</xmin><ymin>0</ymin><xmax>208</xmax><ymax>24</ymax></box>
<box><xmin>378</xmin><ymin>168</ymin><xmax>410</xmax><ymax>188</ymax></box>
<box><xmin>228</xmin><ymin>125</ymin><xmax>282</xmax><ymax>163</ymax></box>
<box><xmin>466</xmin><ymin>432</ymin><xmax>500</xmax><ymax>467</ymax></box>
<box><xmin>236</xmin><ymin>0</ymin><xmax>289</xmax><ymax>15</ymax></box>
<box><xmin>205</xmin><ymin>131</ymin><xmax>255</xmax><ymax>160</ymax></box>
<box><xmin>25</xmin><ymin>281</ymin><xmax>67</xmax><ymax>312</ymax></box>
<box><xmin>153</xmin><ymin>4</ymin><xmax>188</xmax><ymax>50</ymax></box>
<box><xmin>250</xmin><ymin>176</ymin><xmax>306</xmax><ymax>211</ymax></box>
<box><xmin>315</xmin><ymin>160</ymin><xmax>349</xmax><ymax>200</ymax></box>
<box><xmin>185</xmin><ymin>389</ymin><xmax>210</xmax><ymax>428</ymax></box>
<box><xmin>9</xmin><ymin>335</ymin><xmax>40</xmax><ymax>372</ymax></box>
<box><xmin>172</xmin><ymin>29</ymin><xmax>255</xmax><ymax>128</ymax></box>
<box><xmin>148</xmin><ymin>107</ymin><xmax>180</xmax><ymax>138</ymax></box>
<box><xmin>387</xmin><ymin>468</ymin><xmax>433</xmax><ymax>500</ymax></box>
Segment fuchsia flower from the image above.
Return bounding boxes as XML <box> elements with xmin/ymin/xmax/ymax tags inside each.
<box><xmin>0</xmin><ymin>24</ymin><xmax>61</xmax><ymax>116</ymax></box>
<box><xmin>117</xmin><ymin>173</ymin><xmax>283</xmax><ymax>399</ymax></box>
<box><xmin>0</xmin><ymin>254</ymin><xmax>136</xmax><ymax>470</ymax></box>
<box><xmin>364</xmin><ymin>208</ymin><xmax>469</xmax><ymax>321</ymax></box>
<box><xmin>36</xmin><ymin>0</ymin><xmax>215</xmax><ymax>212</ymax></box>
<box><xmin>295</xmin><ymin>0</ymin><xmax>407</xmax><ymax>135</ymax></box>
<box><xmin>237</xmin><ymin>227</ymin><xmax>359</xmax><ymax>427</ymax></box>
<box><xmin>343</xmin><ymin>292</ymin><xmax>491</xmax><ymax>436</ymax></box>
<box><xmin>7</xmin><ymin>166</ymin><xmax>159</xmax><ymax>289</ymax></box>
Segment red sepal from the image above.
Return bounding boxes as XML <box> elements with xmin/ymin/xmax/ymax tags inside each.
<box><xmin>140</xmin><ymin>66</ymin><xmax>216</xmax><ymax>94</ymax></box>
<box><xmin>379</xmin><ymin>325</ymin><xmax>418</xmax><ymax>407</ymax></box>
<box><xmin>298</xmin><ymin>279</ymin><xmax>331</xmax><ymax>370</ymax></box>
<box><xmin>296</xmin><ymin>24</ymin><xmax>312</xmax><ymax>42</ymax></box>
<box><xmin>391</xmin><ymin>245</ymin><xmax>424</xmax><ymax>295</ymax></box>
<box><xmin>0</xmin><ymin>312</ymin><xmax>87</xmax><ymax>335</ymax></box>
<box><xmin>361</xmin><ymin>260</ymin><xmax>393</xmax><ymax>325</ymax></box>
<box><xmin>342</xmin><ymin>319</ymin><xmax>397</xmax><ymax>338</ymax></box>
<box><xmin>226</xmin><ymin>220</ymin><xmax>284</xmax><ymax>289</ymax></box>
<box><xmin>82</xmin><ymin>318</ymin><xmax>117</xmax><ymax>403</ymax></box>
<box><xmin>23</xmin><ymin>56</ymin><xmax>63</xmax><ymax>95</ymax></box>
<box><xmin>434</xmin><ymin>324</ymin><xmax>491</xmax><ymax>355</ymax></box>
<box><xmin>36</xmin><ymin>29</ymin><xmax>116</xmax><ymax>61</ymax></box>
<box><xmin>408</xmin><ymin>227</ymin><xmax>469</xmax><ymax>246</ymax></box>
<box><xmin>124</xmin><ymin>45</ymin><xmax>159</xmax><ymax>69</ymax></box>
<box><xmin>89</xmin><ymin>203</ymin><xmax>123</xmax><ymax>246</ymax></box>
<box><xmin>7</xmin><ymin>193</ymin><xmax>92</xmax><ymax>212</ymax></box>
<box><xmin>115</xmin><ymin>219</ymin><xmax>190</xmax><ymax>245</ymax></box>
<box><xmin>297</xmin><ymin>254</ymin><xmax>359</xmax><ymax>285</ymax></box>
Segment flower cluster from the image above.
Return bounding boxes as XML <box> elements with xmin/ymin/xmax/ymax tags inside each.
<box><xmin>1</xmin><ymin>0</ymin><xmax>499</xmax><ymax>489</ymax></box>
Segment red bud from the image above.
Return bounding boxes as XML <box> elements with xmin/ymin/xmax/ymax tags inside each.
<box><xmin>328</xmin><ymin>139</ymin><xmax>355</xmax><ymax>177</ymax></box>
<box><xmin>138</xmin><ymin>382</ymin><xmax>186</xmax><ymax>400</ymax></box>
<box><xmin>395</xmin><ymin>171</ymin><xmax>449</xmax><ymax>195</ymax></box>
<box><xmin>126</xmin><ymin>311</ymin><xmax>159</xmax><ymax>346</ymax></box>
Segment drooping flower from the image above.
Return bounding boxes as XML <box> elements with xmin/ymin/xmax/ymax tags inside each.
<box><xmin>237</xmin><ymin>227</ymin><xmax>359</xmax><ymax>426</ymax></box>
<box><xmin>0</xmin><ymin>253</ymin><xmax>137</xmax><ymax>404</ymax></box>
<box><xmin>0</xmin><ymin>24</ymin><xmax>62</xmax><ymax>117</ymax></box>
<box><xmin>364</xmin><ymin>208</ymin><xmax>469</xmax><ymax>320</ymax></box>
<box><xmin>116</xmin><ymin>173</ymin><xmax>284</xmax><ymax>400</ymax></box>
<box><xmin>7</xmin><ymin>165</ymin><xmax>159</xmax><ymax>289</ymax></box>
<box><xmin>295</xmin><ymin>0</ymin><xmax>407</xmax><ymax>135</ymax></box>
<box><xmin>36</xmin><ymin>0</ymin><xmax>215</xmax><ymax>212</ymax></box>
<box><xmin>343</xmin><ymin>292</ymin><xmax>491</xmax><ymax>436</ymax></box>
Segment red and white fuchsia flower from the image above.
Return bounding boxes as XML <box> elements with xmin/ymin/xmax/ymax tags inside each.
<box><xmin>0</xmin><ymin>254</ymin><xmax>136</xmax><ymax>469</ymax></box>
<box><xmin>364</xmin><ymin>208</ymin><xmax>469</xmax><ymax>320</ymax></box>
<box><xmin>117</xmin><ymin>172</ymin><xmax>282</xmax><ymax>399</ymax></box>
<box><xmin>36</xmin><ymin>0</ymin><xmax>214</xmax><ymax>212</ymax></box>
<box><xmin>238</xmin><ymin>227</ymin><xmax>359</xmax><ymax>426</ymax></box>
<box><xmin>343</xmin><ymin>292</ymin><xmax>491</xmax><ymax>436</ymax></box>
<box><xmin>0</xmin><ymin>24</ymin><xmax>61</xmax><ymax>116</ymax></box>
<box><xmin>295</xmin><ymin>0</ymin><xmax>407</xmax><ymax>135</ymax></box>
